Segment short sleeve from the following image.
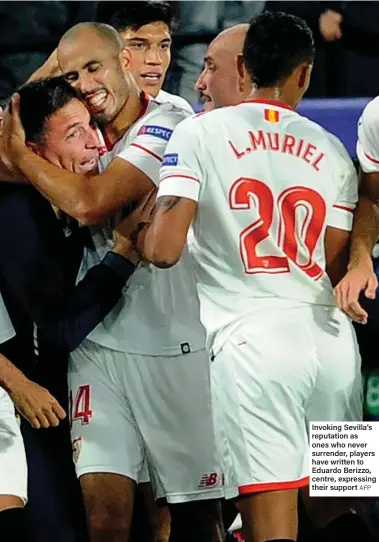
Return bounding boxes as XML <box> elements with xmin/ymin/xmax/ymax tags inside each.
<box><xmin>356</xmin><ymin>98</ymin><xmax>379</xmax><ymax>173</ymax></box>
<box><xmin>116</xmin><ymin>106</ymin><xmax>190</xmax><ymax>185</ymax></box>
<box><xmin>157</xmin><ymin>117</ymin><xmax>203</xmax><ymax>202</ymax></box>
<box><xmin>328</xmin><ymin>158</ymin><xmax>358</xmax><ymax>231</ymax></box>
<box><xmin>0</xmin><ymin>293</ymin><xmax>15</xmax><ymax>345</ymax></box>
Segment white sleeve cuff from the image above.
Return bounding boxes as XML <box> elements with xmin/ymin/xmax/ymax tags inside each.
<box><xmin>328</xmin><ymin>204</ymin><xmax>355</xmax><ymax>231</ymax></box>
<box><xmin>357</xmin><ymin>140</ymin><xmax>379</xmax><ymax>174</ymax></box>
<box><xmin>158</xmin><ymin>175</ymin><xmax>200</xmax><ymax>202</ymax></box>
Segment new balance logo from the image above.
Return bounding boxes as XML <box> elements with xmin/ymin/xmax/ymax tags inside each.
<box><xmin>198</xmin><ymin>472</ymin><xmax>219</xmax><ymax>488</ymax></box>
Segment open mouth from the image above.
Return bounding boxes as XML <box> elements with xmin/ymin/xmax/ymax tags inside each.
<box><xmin>80</xmin><ymin>157</ymin><xmax>97</xmax><ymax>172</ymax></box>
<box><xmin>140</xmin><ymin>73</ymin><xmax>162</xmax><ymax>84</ymax></box>
<box><xmin>85</xmin><ymin>90</ymin><xmax>108</xmax><ymax>110</ymax></box>
<box><xmin>200</xmin><ymin>93</ymin><xmax>211</xmax><ymax>104</ymax></box>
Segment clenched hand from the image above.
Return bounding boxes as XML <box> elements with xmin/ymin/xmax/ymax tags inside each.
<box><xmin>334</xmin><ymin>262</ymin><xmax>378</xmax><ymax>323</ymax></box>
<box><xmin>9</xmin><ymin>377</ymin><xmax>66</xmax><ymax>429</ymax></box>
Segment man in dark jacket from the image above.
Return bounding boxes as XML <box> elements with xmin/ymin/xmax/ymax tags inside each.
<box><xmin>0</xmin><ymin>77</ymin><xmax>147</xmax><ymax>542</ymax></box>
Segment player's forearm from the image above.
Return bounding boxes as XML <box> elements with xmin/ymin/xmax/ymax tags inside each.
<box><xmin>326</xmin><ymin>244</ymin><xmax>350</xmax><ymax>287</ymax></box>
<box><xmin>0</xmin><ymin>354</ymin><xmax>28</xmax><ymax>394</ymax></box>
<box><xmin>16</xmin><ymin>146</ymin><xmax>98</xmax><ymax>222</ymax></box>
<box><xmin>138</xmin><ymin>197</ymin><xmax>195</xmax><ymax>267</ymax></box>
<box><xmin>0</xmin><ymin>159</ymin><xmax>25</xmax><ymax>183</ymax></box>
<box><xmin>0</xmin><ymin>139</ymin><xmax>27</xmax><ymax>183</ymax></box>
<box><xmin>139</xmin><ymin>222</ymin><xmax>183</xmax><ymax>268</ymax></box>
<box><xmin>348</xmin><ymin>193</ymin><xmax>379</xmax><ymax>270</ymax></box>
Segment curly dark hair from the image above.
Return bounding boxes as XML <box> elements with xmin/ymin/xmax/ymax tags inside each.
<box><xmin>243</xmin><ymin>11</ymin><xmax>315</xmax><ymax>89</ymax></box>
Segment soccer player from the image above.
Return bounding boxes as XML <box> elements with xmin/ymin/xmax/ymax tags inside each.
<box><xmin>108</xmin><ymin>0</ymin><xmax>193</xmax><ymax>113</ymax></box>
<box><xmin>3</xmin><ymin>23</ymin><xmax>223</xmax><ymax>542</ymax></box>
<box><xmin>195</xmin><ymin>24</ymin><xmax>252</xmax><ymax>112</ymax></box>
<box><xmin>107</xmin><ymin>4</ymin><xmax>194</xmax><ymax>534</ymax></box>
<box><xmin>132</xmin><ymin>12</ymin><xmax>362</xmax><ymax>542</ymax></box>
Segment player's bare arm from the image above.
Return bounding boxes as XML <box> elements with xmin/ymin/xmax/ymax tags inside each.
<box><xmin>0</xmin><ymin>354</ymin><xmax>66</xmax><ymax>429</ymax></box>
<box><xmin>115</xmin><ymin>185</ymin><xmax>157</xmax><ymax>235</ymax></box>
<box><xmin>3</xmin><ymin>94</ymin><xmax>154</xmax><ymax>225</ymax></box>
<box><xmin>0</xmin><ymin>136</ymin><xmax>24</xmax><ymax>182</ymax></box>
<box><xmin>336</xmin><ymin>98</ymin><xmax>379</xmax><ymax>320</ymax></box>
<box><xmin>139</xmin><ymin>195</ymin><xmax>197</xmax><ymax>268</ymax></box>
<box><xmin>0</xmin><ymin>112</ymin><xmax>28</xmax><ymax>183</ymax></box>
<box><xmin>334</xmin><ymin>186</ymin><xmax>379</xmax><ymax>323</ymax></box>
<box><xmin>334</xmin><ymin>160</ymin><xmax>379</xmax><ymax>322</ymax></box>
<box><xmin>113</xmin><ymin>186</ymin><xmax>158</xmax><ymax>263</ymax></box>
<box><xmin>325</xmin><ymin>226</ymin><xmax>350</xmax><ymax>287</ymax></box>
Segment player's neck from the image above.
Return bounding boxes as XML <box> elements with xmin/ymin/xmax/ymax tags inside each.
<box><xmin>104</xmin><ymin>82</ymin><xmax>147</xmax><ymax>145</ymax></box>
<box><xmin>246</xmin><ymin>87</ymin><xmax>295</xmax><ymax>109</ymax></box>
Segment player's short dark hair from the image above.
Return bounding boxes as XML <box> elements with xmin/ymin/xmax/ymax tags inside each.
<box><xmin>108</xmin><ymin>1</ymin><xmax>174</xmax><ymax>33</ymax></box>
<box><xmin>17</xmin><ymin>77</ymin><xmax>78</xmax><ymax>143</ymax></box>
<box><xmin>243</xmin><ymin>11</ymin><xmax>315</xmax><ymax>88</ymax></box>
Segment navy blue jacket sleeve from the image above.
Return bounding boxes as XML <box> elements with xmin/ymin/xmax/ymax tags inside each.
<box><xmin>0</xmin><ymin>185</ymin><xmax>134</xmax><ymax>351</ymax></box>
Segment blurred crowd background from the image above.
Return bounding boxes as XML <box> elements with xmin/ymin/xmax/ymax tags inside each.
<box><xmin>1</xmin><ymin>1</ymin><xmax>379</xmax><ymax>105</ymax></box>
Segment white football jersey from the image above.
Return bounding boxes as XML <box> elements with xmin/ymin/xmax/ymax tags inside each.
<box><xmin>357</xmin><ymin>96</ymin><xmax>379</xmax><ymax>173</ymax></box>
<box><xmin>158</xmin><ymin>99</ymin><xmax>358</xmax><ymax>353</ymax></box>
<box><xmin>156</xmin><ymin>89</ymin><xmax>194</xmax><ymax>115</ymax></box>
<box><xmin>0</xmin><ymin>293</ymin><xmax>15</xmax><ymax>345</ymax></box>
<box><xmin>78</xmin><ymin>95</ymin><xmax>206</xmax><ymax>355</ymax></box>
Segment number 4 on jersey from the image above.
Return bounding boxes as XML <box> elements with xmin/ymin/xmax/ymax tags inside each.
<box><xmin>70</xmin><ymin>384</ymin><xmax>93</xmax><ymax>425</ymax></box>
<box><xmin>229</xmin><ymin>177</ymin><xmax>326</xmax><ymax>279</ymax></box>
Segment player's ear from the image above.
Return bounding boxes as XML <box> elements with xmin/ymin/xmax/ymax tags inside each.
<box><xmin>119</xmin><ymin>47</ymin><xmax>131</xmax><ymax>71</ymax></box>
<box><xmin>27</xmin><ymin>141</ymin><xmax>43</xmax><ymax>156</ymax></box>
<box><xmin>237</xmin><ymin>54</ymin><xmax>245</xmax><ymax>80</ymax></box>
<box><xmin>237</xmin><ymin>54</ymin><xmax>246</xmax><ymax>93</ymax></box>
<box><xmin>298</xmin><ymin>63</ymin><xmax>312</xmax><ymax>90</ymax></box>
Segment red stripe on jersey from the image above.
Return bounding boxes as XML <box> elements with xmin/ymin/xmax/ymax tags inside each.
<box><xmin>364</xmin><ymin>152</ymin><xmax>379</xmax><ymax>165</ymax></box>
<box><xmin>333</xmin><ymin>204</ymin><xmax>354</xmax><ymax>213</ymax></box>
<box><xmin>239</xmin><ymin>476</ymin><xmax>309</xmax><ymax>495</ymax></box>
<box><xmin>161</xmin><ymin>174</ymin><xmax>200</xmax><ymax>183</ymax></box>
<box><xmin>130</xmin><ymin>143</ymin><xmax>162</xmax><ymax>162</ymax></box>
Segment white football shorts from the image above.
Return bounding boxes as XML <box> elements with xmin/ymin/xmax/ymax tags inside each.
<box><xmin>69</xmin><ymin>339</ymin><xmax>223</xmax><ymax>503</ymax></box>
<box><xmin>0</xmin><ymin>388</ymin><xmax>27</xmax><ymax>503</ymax></box>
<box><xmin>211</xmin><ymin>302</ymin><xmax>362</xmax><ymax>498</ymax></box>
